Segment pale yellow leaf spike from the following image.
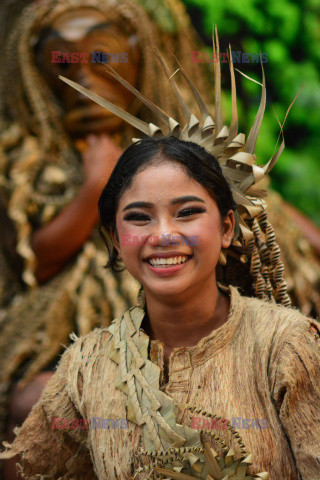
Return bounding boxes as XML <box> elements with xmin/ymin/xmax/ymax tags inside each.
<box><xmin>228</xmin><ymin>43</ymin><xmax>239</xmax><ymax>142</ymax></box>
<box><xmin>153</xmin><ymin>47</ymin><xmax>192</xmax><ymax>122</ymax></box>
<box><xmin>188</xmin><ymin>113</ymin><xmax>200</xmax><ymax>135</ymax></box>
<box><xmin>225</xmin><ymin>447</ymin><xmax>235</xmax><ymax>457</ymax></box>
<box><xmin>256</xmin><ymin>473</ymin><xmax>270</xmax><ymax>480</ymax></box>
<box><xmin>202</xmin><ymin>115</ymin><xmax>215</xmax><ymax>132</ymax></box>
<box><xmin>104</xmin><ymin>63</ymin><xmax>171</xmax><ymax>127</ymax></box>
<box><xmin>168</xmin><ymin>117</ymin><xmax>180</xmax><ymax>135</ymax></box>
<box><xmin>244</xmin><ymin>54</ymin><xmax>266</xmax><ymax>155</ymax></box>
<box><xmin>227</xmin><ymin>133</ymin><xmax>245</xmax><ymax>149</ymax></box>
<box><xmin>148</xmin><ymin>123</ymin><xmax>162</xmax><ymax>136</ymax></box>
<box><xmin>241</xmin><ymin>453</ymin><xmax>253</xmax><ymax>464</ymax></box>
<box><xmin>59</xmin><ymin>75</ymin><xmax>151</xmax><ymax>136</ymax></box>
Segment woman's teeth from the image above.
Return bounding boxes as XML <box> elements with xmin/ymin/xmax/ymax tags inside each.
<box><xmin>148</xmin><ymin>256</ymin><xmax>189</xmax><ymax>267</ymax></box>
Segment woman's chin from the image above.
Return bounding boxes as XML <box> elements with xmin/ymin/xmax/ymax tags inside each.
<box><xmin>143</xmin><ymin>278</ymin><xmax>193</xmax><ymax>301</ymax></box>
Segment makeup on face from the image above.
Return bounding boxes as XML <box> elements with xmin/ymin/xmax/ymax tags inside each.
<box><xmin>114</xmin><ymin>162</ymin><xmax>228</xmax><ymax>298</ymax></box>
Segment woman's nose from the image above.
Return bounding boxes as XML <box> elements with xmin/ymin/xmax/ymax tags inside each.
<box><xmin>147</xmin><ymin>221</ymin><xmax>182</xmax><ymax>247</ymax></box>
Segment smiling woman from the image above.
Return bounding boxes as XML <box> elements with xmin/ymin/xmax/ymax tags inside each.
<box><xmin>99</xmin><ymin>136</ymin><xmax>237</xmax><ymax>382</ymax></box>
<box><xmin>2</xmin><ymin>135</ymin><xmax>320</xmax><ymax>480</ymax></box>
<box><xmin>98</xmin><ymin>137</ymin><xmax>236</xmax><ymax>278</ymax></box>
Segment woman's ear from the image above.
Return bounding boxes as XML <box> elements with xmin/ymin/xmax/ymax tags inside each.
<box><xmin>110</xmin><ymin>225</ymin><xmax>122</xmax><ymax>260</ymax></box>
<box><xmin>221</xmin><ymin>210</ymin><xmax>235</xmax><ymax>249</ymax></box>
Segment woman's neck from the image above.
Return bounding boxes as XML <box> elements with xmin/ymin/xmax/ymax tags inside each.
<box><xmin>141</xmin><ymin>279</ymin><xmax>230</xmax><ymax>351</ymax></box>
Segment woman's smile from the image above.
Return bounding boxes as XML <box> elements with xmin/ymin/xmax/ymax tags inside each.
<box><xmin>144</xmin><ymin>251</ymin><xmax>193</xmax><ymax>276</ymax></box>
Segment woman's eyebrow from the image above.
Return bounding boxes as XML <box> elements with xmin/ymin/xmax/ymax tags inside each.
<box><xmin>171</xmin><ymin>195</ymin><xmax>205</xmax><ymax>205</ymax></box>
<box><xmin>123</xmin><ymin>201</ymin><xmax>153</xmax><ymax>211</ymax></box>
<box><xmin>123</xmin><ymin>196</ymin><xmax>205</xmax><ymax>211</ymax></box>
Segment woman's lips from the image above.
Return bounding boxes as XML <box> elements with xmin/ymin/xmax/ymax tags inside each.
<box><xmin>145</xmin><ymin>255</ymin><xmax>192</xmax><ymax>276</ymax></box>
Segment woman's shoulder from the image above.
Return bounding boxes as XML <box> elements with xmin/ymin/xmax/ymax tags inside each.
<box><xmin>57</xmin><ymin>311</ymin><xmax>129</xmax><ymax>366</ymax></box>
<box><xmin>61</xmin><ymin>306</ymin><xmax>144</xmax><ymax>364</ymax></box>
<box><xmin>233</xmin><ymin>286</ymin><xmax>320</xmax><ymax>345</ymax></box>
<box><xmin>67</xmin><ymin>326</ymin><xmax>111</xmax><ymax>352</ymax></box>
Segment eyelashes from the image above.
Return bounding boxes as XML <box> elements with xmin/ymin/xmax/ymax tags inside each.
<box><xmin>178</xmin><ymin>207</ymin><xmax>206</xmax><ymax>217</ymax></box>
<box><xmin>123</xmin><ymin>207</ymin><xmax>206</xmax><ymax>222</ymax></box>
<box><xmin>123</xmin><ymin>213</ymin><xmax>149</xmax><ymax>221</ymax></box>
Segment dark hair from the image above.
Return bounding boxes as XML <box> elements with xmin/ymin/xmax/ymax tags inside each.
<box><xmin>98</xmin><ymin>136</ymin><xmax>236</xmax><ymax>272</ymax></box>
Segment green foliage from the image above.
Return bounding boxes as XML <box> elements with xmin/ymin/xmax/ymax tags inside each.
<box><xmin>183</xmin><ymin>0</ymin><xmax>320</xmax><ymax>226</ymax></box>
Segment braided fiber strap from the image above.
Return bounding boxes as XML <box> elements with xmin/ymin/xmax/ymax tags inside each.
<box><xmin>108</xmin><ymin>307</ymin><xmax>200</xmax><ymax>452</ymax></box>
<box><xmin>107</xmin><ymin>308</ymin><xmax>270</xmax><ymax>479</ymax></box>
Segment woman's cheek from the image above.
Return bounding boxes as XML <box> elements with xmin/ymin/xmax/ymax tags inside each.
<box><xmin>193</xmin><ymin>219</ymin><xmax>222</xmax><ymax>260</ymax></box>
<box><xmin>117</xmin><ymin>225</ymin><xmax>145</xmax><ymax>271</ymax></box>
<box><xmin>117</xmin><ymin>220</ymin><xmax>139</xmax><ymax>248</ymax></box>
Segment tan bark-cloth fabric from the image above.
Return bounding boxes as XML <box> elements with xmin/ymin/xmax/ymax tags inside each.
<box><xmin>1</xmin><ymin>286</ymin><xmax>320</xmax><ymax>479</ymax></box>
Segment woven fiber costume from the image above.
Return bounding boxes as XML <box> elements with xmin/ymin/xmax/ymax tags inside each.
<box><xmin>1</xmin><ymin>274</ymin><xmax>320</xmax><ymax>478</ymax></box>
<box><xmin>0</xmin><ymin>0</ymin><xmax>211</xmax><ymax>454</ymax></box>
<box><xmin>53</xmin><ymin>27</ymin><xmax>320</xmax><ymax>478</ymax></box>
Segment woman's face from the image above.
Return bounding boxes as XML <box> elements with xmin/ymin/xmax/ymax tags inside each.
<box><xmin>113</xmin><ymin>161</ymin><xmax>235</xmax><ymax>302</ymax></box>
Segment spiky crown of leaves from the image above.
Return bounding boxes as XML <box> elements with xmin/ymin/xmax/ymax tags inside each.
<box><xmin>60</xmin><ymin>26</ymin><xmax>296</xmax><ymax>306</ymax></box>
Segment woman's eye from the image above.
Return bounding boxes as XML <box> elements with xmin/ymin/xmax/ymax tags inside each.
<box><xmin>123</xmin><ymin>213</ymin><xmax>150</xmax><ymax>221</ymax></box>
<box><xmin>178</xmin><ymin>207</ymin><xmax>206</xmax><ymax>217</ymax></box>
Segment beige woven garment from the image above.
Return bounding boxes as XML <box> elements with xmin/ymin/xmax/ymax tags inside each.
<box><xmin>1</xmin><ymin>285</ymin><xmax>320</xmax><ymax>479</ymax></box>
<box><xmin>106</xmin><ymin>298</ymin><xmax>270</xmax><ymax>479</ymax></box>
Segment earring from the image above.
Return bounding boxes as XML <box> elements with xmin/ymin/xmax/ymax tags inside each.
<box><xmin>218</xmin><ymin>250</ymin><xmax>227</xmax><ymax>266</ymax></box>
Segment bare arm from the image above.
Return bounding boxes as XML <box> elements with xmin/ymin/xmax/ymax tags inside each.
<box><xmin>31</xmin><ymin>135</ymin><xmax>123</xmax><ymax>283</ymax></box>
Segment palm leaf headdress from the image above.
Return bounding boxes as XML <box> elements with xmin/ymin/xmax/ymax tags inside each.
<box><xmin>60</xmin><ymin>26</ymin><xmax>296</xmax><ymax>307</ymax></box>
